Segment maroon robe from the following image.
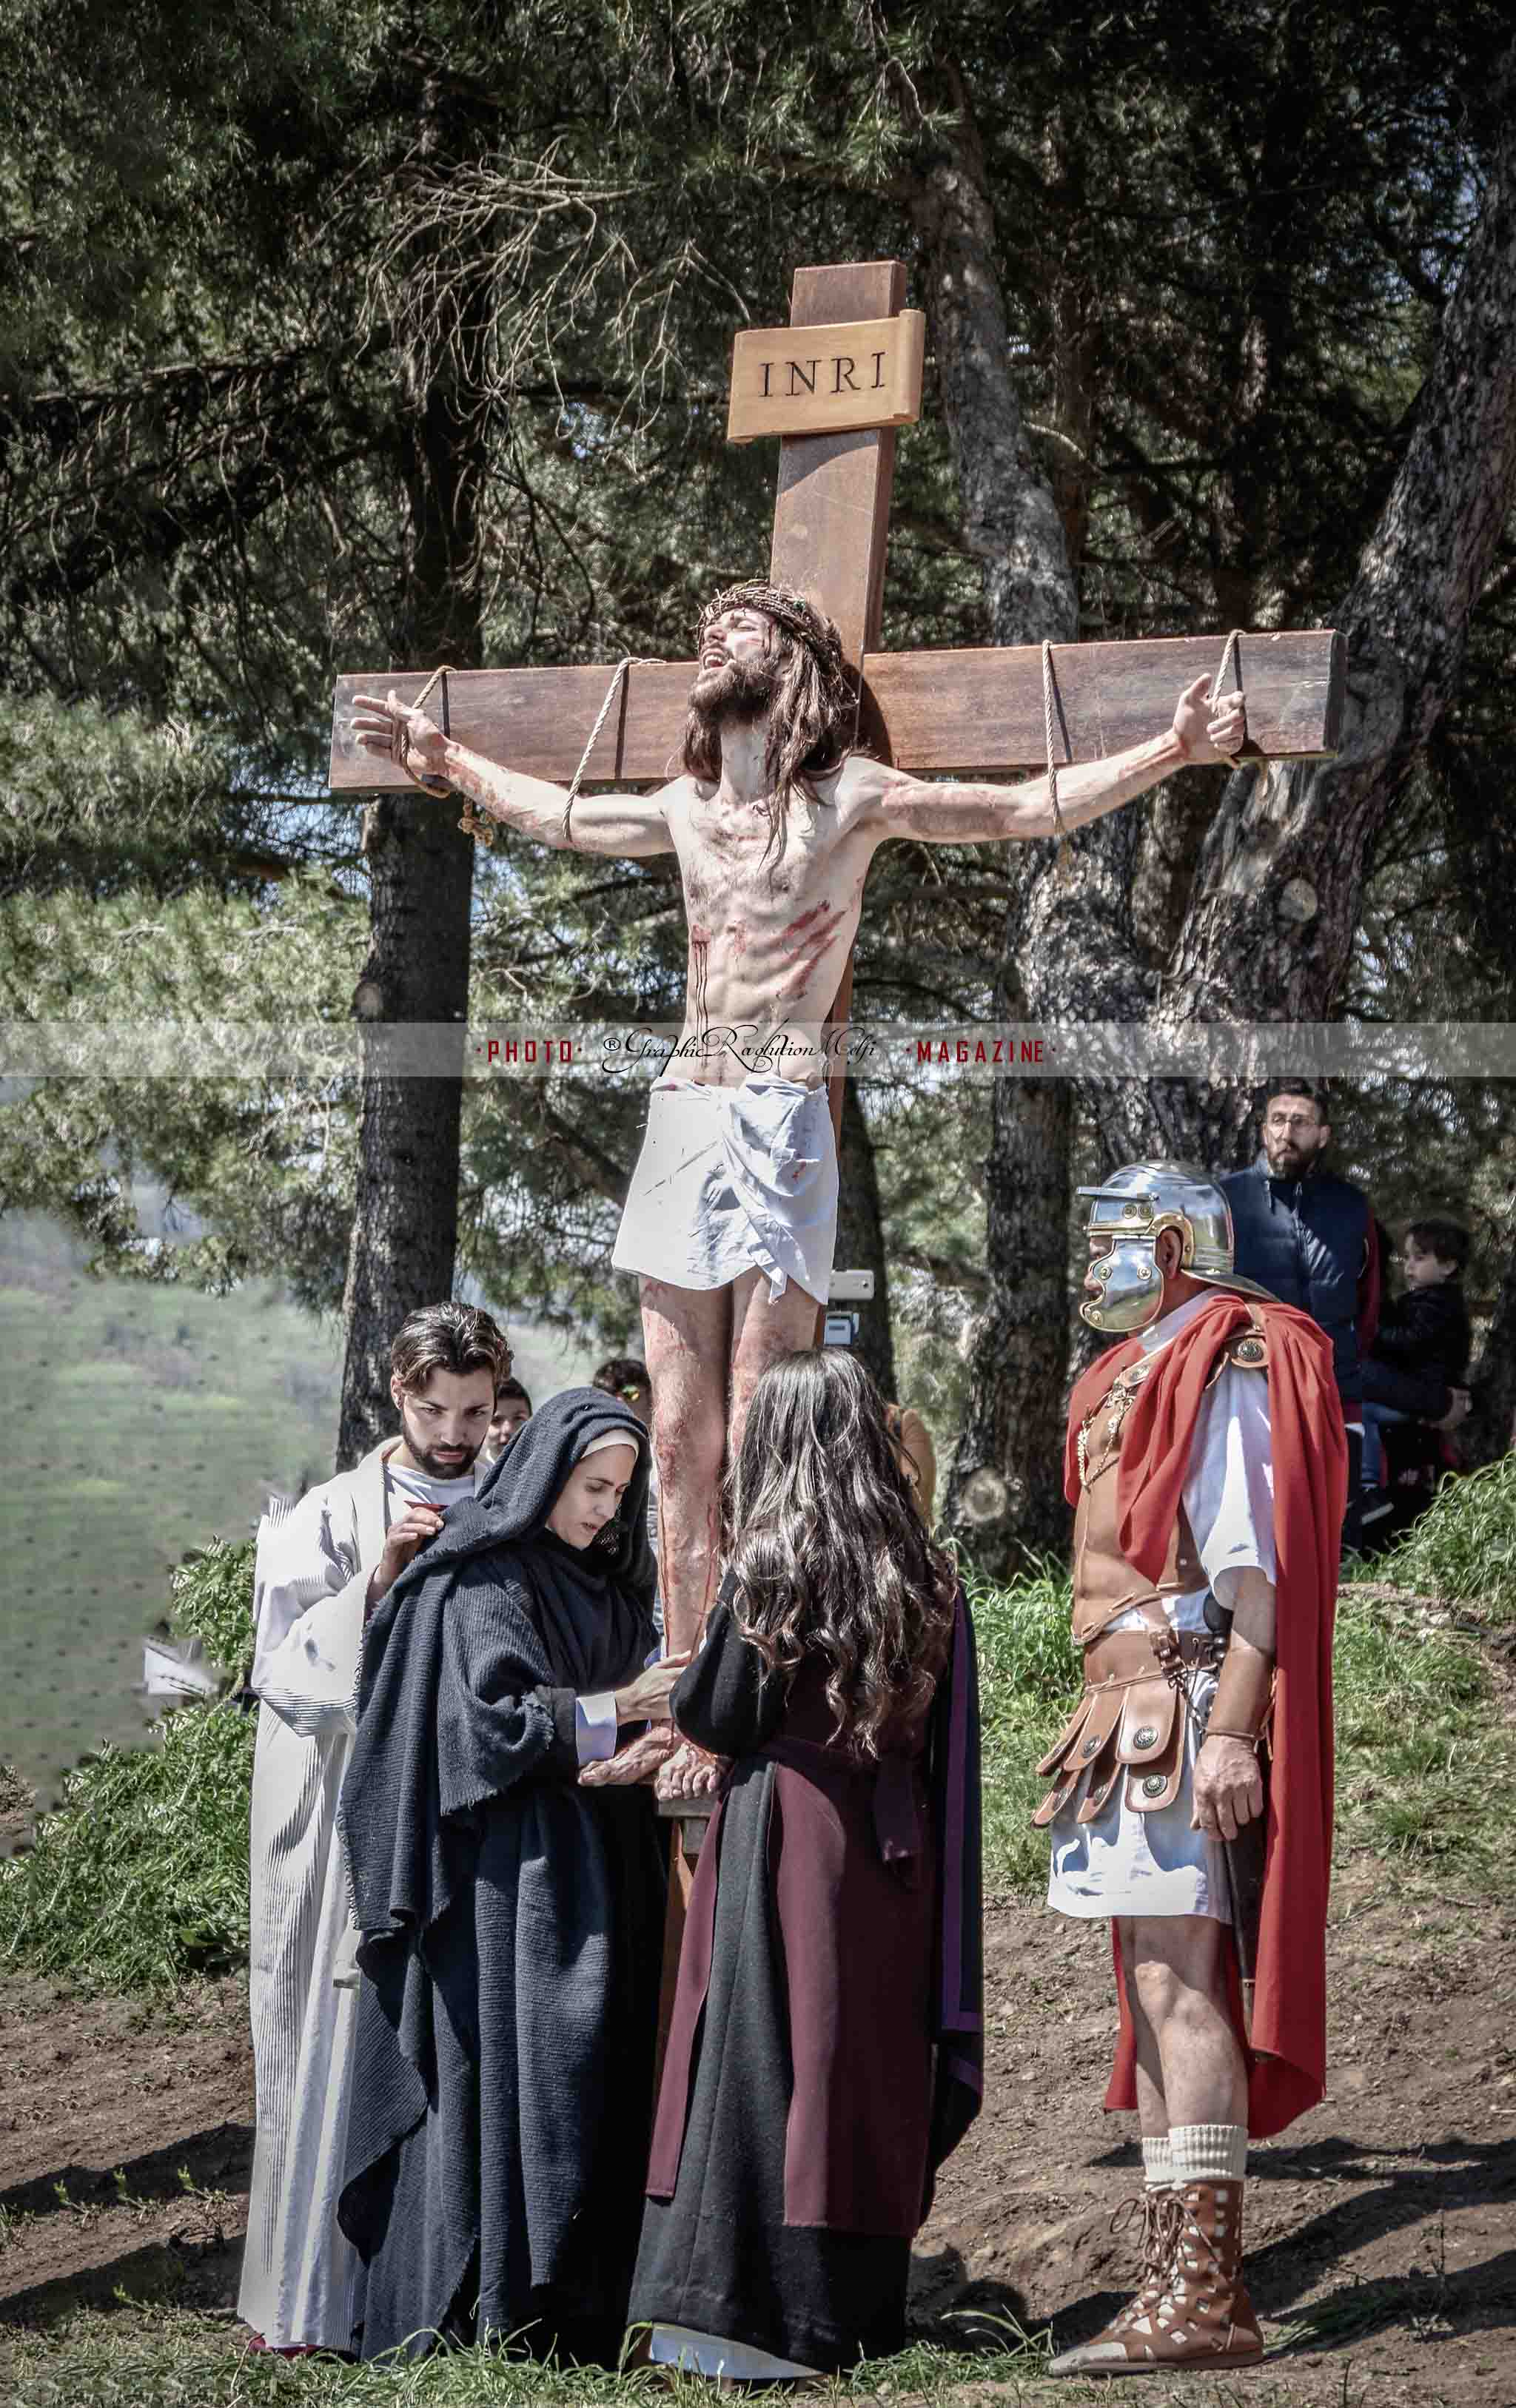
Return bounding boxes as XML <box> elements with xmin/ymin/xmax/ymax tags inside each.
<box><xmin>631</xmin><ymin>1584</ymin><xmax>982</xmax><ymax>2370</ymax></box>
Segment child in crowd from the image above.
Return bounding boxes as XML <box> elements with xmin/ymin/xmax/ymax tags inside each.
<box><xmin>1361</xmin><ymin>1218</ymin><xmax>1472</xmax><ymax>1489</ymax></box>
<box><xmin>482</xmin><ymin>1376</ymin><xmax>532</xmax><ymax>1467</ymax></box>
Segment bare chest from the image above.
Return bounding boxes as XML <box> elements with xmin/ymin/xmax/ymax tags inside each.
<box><xmin>671</xmin><ymin>788</ymin><xmax>871</xmax><ymax>982</ymax></box>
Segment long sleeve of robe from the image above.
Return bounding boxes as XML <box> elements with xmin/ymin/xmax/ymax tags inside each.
<box><xmin>237</xmin><ymin>1440</ymin><xmax>392</xmax><ymax>2352</ymax></box>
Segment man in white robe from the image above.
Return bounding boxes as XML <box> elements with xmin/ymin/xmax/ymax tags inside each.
<box><xmin>238</xmin><ymin>1302</ymin><xmax>511</xmax><ymax>2353</ymax></box>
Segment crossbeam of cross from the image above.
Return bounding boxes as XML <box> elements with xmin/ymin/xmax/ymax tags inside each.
<box><xmin>330</xmin><ymin>255</ymin><xmax>1343</xmax><ymax>1225</ymax></box>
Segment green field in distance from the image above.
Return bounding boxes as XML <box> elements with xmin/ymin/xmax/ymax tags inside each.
<box><xmin>0</xmin><ymin>1215</ymin><xmax>587</xmax><ymax>1806</ymax></box>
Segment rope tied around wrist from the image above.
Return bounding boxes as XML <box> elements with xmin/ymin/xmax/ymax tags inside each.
<box><xmin>388</xmin><ymin>661</ymin><xmax>482</xmax><ymax>832</ymax></box>
<box><xmin>1039</xmin><ymin>627</ymin><xmax>1248</xmax><ymax>880</ymax></box>
<box><xmin>559</xmin><ymin>655</ymin><xmax>658</xmax><ymax>847</ymax></box>
<box><xmin>1209</xmin><ymin>629</ymin><xmax>1250</xmax><ymax>769</ymax></box>
<box><xmin>392</xmin><ymin>655</ymin><xmax>659</xmax><ymax>849</ymax></box>
<box><xmin>1210</xmin><ymin>628</ymin><xmax>1245</xmax><ymax>716</ymax></box>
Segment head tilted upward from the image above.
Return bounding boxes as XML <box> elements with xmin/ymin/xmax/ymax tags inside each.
<box><xmin>684</xmin><ymin>579</ymin><xmax>854</xmax><ymax>864</ymax></box>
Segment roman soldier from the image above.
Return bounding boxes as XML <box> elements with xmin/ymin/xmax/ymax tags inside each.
<box><xmin>1039</xmin><ymin>1163</ymin><xmax>1346</xmax><ymax>2377</ymax></box>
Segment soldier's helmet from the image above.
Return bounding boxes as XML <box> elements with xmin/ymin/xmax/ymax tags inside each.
<box><xmin>1078</xmin><ymin>1160</ymin><xmax>1274</xmax><ymax>1332</ymax></box>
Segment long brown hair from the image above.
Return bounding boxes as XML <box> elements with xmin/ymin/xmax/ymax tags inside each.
<box><xmin>723</xmin><ymin>1349</ymin><xmax>956</xmax><ymax>1756</ymax></box>
<box><xmin>682</xmin><ymin>582</ymin><xmax>854</xmax><ymax>871</ymax></box>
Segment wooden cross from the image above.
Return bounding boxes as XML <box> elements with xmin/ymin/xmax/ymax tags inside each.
<box><xmin>329</xmin><ymin>255</ymin><xmax>1344</xmax><ymax>1310</ymax></box>
<box><xmin>328</xmin><ymin>257</ymin><xmax>1344</xmax><ymax>1984</ymax></box>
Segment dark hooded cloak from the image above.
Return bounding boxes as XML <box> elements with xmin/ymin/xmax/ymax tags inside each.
<box><xmin>335</xmin><ymin>1388</ymin><xmax>666</xmax><ymax>2363</ymax></box>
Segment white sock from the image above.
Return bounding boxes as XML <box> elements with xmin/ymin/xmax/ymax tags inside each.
<box><xmin>1170</xmin><ymin>2122</ymin><xmax>1247</xmax><ymax>2183</ymax></box>
<box><xmin>1141</xmin><ymin>2134</ymin><xmax>1175</xmax><ymax>2189</ymax></box>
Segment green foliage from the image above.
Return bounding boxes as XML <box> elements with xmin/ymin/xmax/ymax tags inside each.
<box><xmin>1375</xmin><ymin>1453</ymin><xmax>1516</xmax><ymax>1622</ymax></box>
<box><xmin>0</xmin><ymin>1217</ymin><xmax>341</xmax><ymax>1796</ymax></box>
<box><xmin>169</xmin><ymin>1536</ymin><xmax>257</xmax><ymax>1687</ymax></box>
<box><xmin>0</xmin><ymin>875</ymin><xmax>364</xmax><ymax>1303</ymax></box>
<box><xmin>0</xmin><ymin>1704</ymin><xmax>255</xmax><ymax>1991</ymax></box>
<box><xmin>8</xmin><ymin>1545</ymin><xmax>1512</xmax><ymax>1997</ymax></box>
<box><xmin>963</xmin><ymin>1558</ymin><xmax>1080</xmax><ymax>1892</ymax></box>
<box><xmin>1332</xmin><ymin>1589</ymin><xmax>1512</xmax><ymax>1890</ymax></box>
<box><xmin>0</xmin><ymin>2321</ymin><xmax>1049</xmax><ymax>2408</ymax></box>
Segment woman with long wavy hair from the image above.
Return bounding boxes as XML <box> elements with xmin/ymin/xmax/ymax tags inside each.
<box><xmin>628</xmin><ymin>1348</ymin><xmax>984</xmax><ymax>2379</ymax></box>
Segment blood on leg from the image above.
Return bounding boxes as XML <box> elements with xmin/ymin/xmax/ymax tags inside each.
<box><xmin>640</xmin><ymin>1276</ymin><xmax>730</xmax><ymax>1658</ymax></box>
<box><xmin>727</xmin><ymin>1264</ymin><xmax>823</xmax><ymax>1452</ymax></box>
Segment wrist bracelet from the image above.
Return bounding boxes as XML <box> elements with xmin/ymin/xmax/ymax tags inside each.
<box><xmin>1204</xmin><ymin>1723</ymin><xmax>1263</xmax><ymax>1749</ymax></box>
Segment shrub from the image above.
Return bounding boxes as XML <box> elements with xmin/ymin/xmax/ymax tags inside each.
<box><xmin>0</xmin><ymin>1533</ymin><xmax>258</xmax><ymax>1991</ymax></box>
<box><xmin>1376</xmin><ymin>1451</ymin><xmax>1516</xmax><ymax>1622</ymax></box>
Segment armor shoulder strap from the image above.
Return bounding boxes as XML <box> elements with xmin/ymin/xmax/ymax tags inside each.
<box><xmin>1203</xmin><ymin>1307</ymin><xmax>1270</xmax><ymax>1388</ymax></box>
<box><xmin>1224</xmin><ymin>1311</ymin><xmax>1270</xmax><ymax>1373</ymax></box>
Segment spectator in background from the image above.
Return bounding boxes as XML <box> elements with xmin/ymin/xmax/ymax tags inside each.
<box><xmin>1361</xmin><ymin>1219</ymin><xmax>1472</xmax><ymax>1511</ymax></box>
<box><xmin>1221</xmin><ymin>1081</ymin><xmax>1375</xmax><ymax>1545</ymax></box>
<box><xmin>482</xmin><ymin>1376</ymin><xmax>533</xmax><ymax>1468</ymax></box>
<box><xmin>591</xmin><ymin>1356</ymin><xmax>653</xmax><ymax>1427</ymax></box>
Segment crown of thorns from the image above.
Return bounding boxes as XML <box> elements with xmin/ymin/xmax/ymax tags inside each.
<box><xmin>696</xmin><ymin>581</ymin><xmax>846</xmax><ymax>680</ymax></box>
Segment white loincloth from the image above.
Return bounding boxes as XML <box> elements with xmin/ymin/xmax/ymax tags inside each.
<box><xmin>1048</xmin><ymin>1290</ymin><xmax>1277</xmax><ymax>1924</ymax></box>
<box><xmin>611</xmin><ymin>1074</ymin><xmax>839</xmax><ymax>1305</ymax></box>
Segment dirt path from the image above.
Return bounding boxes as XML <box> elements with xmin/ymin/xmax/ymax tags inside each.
<box><xmin>1</xmin><ymin>1864</ymin><xmax>1510</xmax><ymax>2402</ymax></box>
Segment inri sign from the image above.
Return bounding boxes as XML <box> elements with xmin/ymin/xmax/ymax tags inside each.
<box><xmin>726</xmin><ymin>309</ymin><xmax>926</xmax><ymax>444</ymax></box>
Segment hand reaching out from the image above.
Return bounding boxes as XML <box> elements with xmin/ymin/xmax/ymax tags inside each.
<box><xmin>1173</xmin><ymin>676</ymin><xmax>1247</xmax><ymax>765</ymax></box>
<box><xmin>351</xmin><ymin>690</ymin><xmax>450</xmax><ymax>790</ymax></box>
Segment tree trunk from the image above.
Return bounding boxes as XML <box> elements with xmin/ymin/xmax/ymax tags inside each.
<box><xmin>911</xmin><ymin>84</ymin><xmax>1082</xmax><ymax>1575</ymax></box>
<box><xmin>1466</xmin><ymin>1206</ymin><xmax>1516</xmax><ymax>1468</ymax></box>
<box><xmin>1037</xmin><ymin>70</ymin><xmax>1516</xmax><ymax>1186</ymax></box>
<box><xmin>338</xmin><ymin>805</ymin><xmax>475</xmax><ymax>1465</ymax></box>
<box><xmin>337</xmin><ymin>87</ymin><xmax>490</xmax><ymax>1466</ymax></box>
<box><xmin>834</xmin><ymin>1077</ymin><xmax>899</xmax><ymax>1400</ymax></box>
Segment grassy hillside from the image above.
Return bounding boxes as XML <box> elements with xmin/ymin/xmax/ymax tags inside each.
<box><xmin>0</xmin><ymin>1214</ymin><xmax>587</xmax><ymax>1803</ymax></box>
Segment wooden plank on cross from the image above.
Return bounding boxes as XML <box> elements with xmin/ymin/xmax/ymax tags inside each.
<box><xmin>329</xmin><ymin>628</ymin><xmax>1345</xmax><ymax>792</ymax></box>
<box><xmin>759</xmin><ymin>259</ymin><xmax>910</xmax><ymax>1329</ymax></box>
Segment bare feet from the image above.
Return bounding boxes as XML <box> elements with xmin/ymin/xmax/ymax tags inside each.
<box><xmin>655</xmin><ymin>1741</ymin><xmax>725</xmax><ymax>1802</ymax></box>
<box><xmin>578</xmin><ymin>1725</ymin><xmax>677</xmax><ymax>1788</ymax></box>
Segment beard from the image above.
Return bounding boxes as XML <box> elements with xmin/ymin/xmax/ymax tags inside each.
<box><xmin>399</xmin><ymin>1402</ymin><xmax>484</xmax><ymax>1479</ymax></box>
<box><xmin>1264</xmin><ymin>1131</ymin><xmax>1326</xmax><ymax>1177</ymax></box>
<box><xmin>688</xmin><ymin>648</ymin><xmax>779</xmax><ymax>726</ymax></box>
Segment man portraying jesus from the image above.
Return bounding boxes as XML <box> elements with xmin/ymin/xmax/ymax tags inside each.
<box><xmin>352</xmin><ymin>584</ymin><xmax>1246</xmax><ymax>1738</ymax></box>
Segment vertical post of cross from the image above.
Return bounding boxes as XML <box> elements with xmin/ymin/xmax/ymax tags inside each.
<box><xmin>765</xmin><ymin>258</ymin><xmax>908</xmax><ymax>1339</ymax></box>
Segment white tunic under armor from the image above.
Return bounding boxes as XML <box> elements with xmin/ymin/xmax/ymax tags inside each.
<box><xmin>1047</xmin><ymin>1291</ymin><xmax>1276</xmax><ymax>1923</ymax></box>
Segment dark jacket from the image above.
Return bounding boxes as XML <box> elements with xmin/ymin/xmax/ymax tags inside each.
<box><xmin>1360</xmin><ymin>1278</ymin><xmax>1470</xmax><ymax>1418</ymax></box>
<box><xmin>1220</xmin><ymin>1154</ymin><xmax>1370</xmax><ymax>1405</ymax></box>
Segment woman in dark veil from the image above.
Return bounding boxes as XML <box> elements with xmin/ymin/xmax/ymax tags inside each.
<box><xmin>336</xmin><ymin>1387</ymin><xmax>680</xmax><ymax>2364</ymax></box>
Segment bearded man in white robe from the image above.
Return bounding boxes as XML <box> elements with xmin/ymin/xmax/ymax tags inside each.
<box><xmin>238</xmin><ymin>1302</ymin><xmax>511</xmax><ymax>2354</ymax></box>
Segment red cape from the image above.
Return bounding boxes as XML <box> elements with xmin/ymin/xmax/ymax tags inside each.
<box><xmin>1064</xmin><ymin>1288</ymin><xmax>1347</xmax><ymax>2139</ymax></box>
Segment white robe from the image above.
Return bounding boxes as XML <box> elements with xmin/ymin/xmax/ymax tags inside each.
<box><xmin>236</xmin><ymin>1438</ymin><xmax>395</xmax><ymax>2351</ymax></box>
